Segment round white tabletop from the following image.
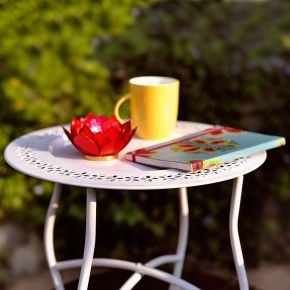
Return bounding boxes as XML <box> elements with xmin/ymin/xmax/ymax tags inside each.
<box><xmin>4</xmin><ymin>121</ymin><xmax>267</xmax><ymax>190</ymax></box>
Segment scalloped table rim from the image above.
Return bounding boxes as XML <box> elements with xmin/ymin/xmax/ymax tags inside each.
<box><xmin>4</xmin><ymin>121</ymin><xmax>267</xmax><ymax>190</ymax></box>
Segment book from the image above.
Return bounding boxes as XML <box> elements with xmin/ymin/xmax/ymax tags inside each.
<box><xmin>125</xmin><ymin>126</ymin><xmax>286</xmax><ymax>172</ymax></box>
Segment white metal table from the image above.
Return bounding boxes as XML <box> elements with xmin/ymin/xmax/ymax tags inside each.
<box><xmin>4</xmin><ymin>121</ymin><xmax>267</xmax><ymax>290</ymax></box>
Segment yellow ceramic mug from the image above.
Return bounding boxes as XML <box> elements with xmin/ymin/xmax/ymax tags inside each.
<box><xmin>114</xmin><ymin>76</ymin><xmax>179</xmax><ymax>140</ymax></box>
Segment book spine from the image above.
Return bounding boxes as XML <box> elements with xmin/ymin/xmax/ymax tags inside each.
<box><xmin>132</xmin><ymin>155</ymin><xmax>191</xmax><ymax>171</ymax></box>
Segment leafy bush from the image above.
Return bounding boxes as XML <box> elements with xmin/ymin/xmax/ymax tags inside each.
<box><xmin>0</xmin><ymin>0</ymin><xmax>150</xmax><ymax>219</ymax></box>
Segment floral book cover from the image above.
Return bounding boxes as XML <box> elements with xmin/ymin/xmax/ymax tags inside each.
<box><xmin>125</xmin><ymin>126</ymin><xmax>286</xmax><ymax>172</ymax></box>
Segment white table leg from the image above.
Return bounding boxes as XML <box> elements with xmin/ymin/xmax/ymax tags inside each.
<box><xmin>119</xmin><ymin>187</ymin><xmax>189</xmax><ymax>290</ymax></box>
<box><xmin>229</xmin><ymin>175</ymin><xmax>249</xmax><ymax>290</ymax></box>
<box><xmin>169</xmin><ymin>187</ymin><xmax>189</xmax><ymax>290</ymax></box>
<box><xmin>44</xmin><ymin>183</ymin><xmax>64</xmax><ymax>290</ymax></box>
<box><xmin>77</xmin><ymin>188</ymin><xmax>97</xmax><ymax>290</ymax></box>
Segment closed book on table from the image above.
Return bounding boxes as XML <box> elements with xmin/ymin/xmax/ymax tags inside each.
<box><xmin>125</xmin><ymin>126</ymin><xmax>286</xmax><ymax>172</ymax></box>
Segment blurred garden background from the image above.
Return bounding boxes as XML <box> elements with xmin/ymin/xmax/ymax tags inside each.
<box><xmin>0</xmin><ymin>0</ymin><xmax>289</xmax><ymax>289</ymax></box>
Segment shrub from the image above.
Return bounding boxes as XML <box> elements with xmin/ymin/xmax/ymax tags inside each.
<box><xmin>0</xmin><ymin>0</ymin><xmax>151</xmax><ymax>220</ymax></box>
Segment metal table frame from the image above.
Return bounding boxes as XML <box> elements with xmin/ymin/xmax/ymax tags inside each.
<box><xmin>4</xmin><ymin>121</ymin><xmax>267</xmax><ymax>290</ymax></box>
<box><xmin>44</xmin><ymin>176</ymin><xmax>247</xmax><ymax>290</ymax></box>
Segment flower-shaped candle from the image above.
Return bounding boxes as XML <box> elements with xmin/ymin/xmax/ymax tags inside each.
<box><xmin>63</xmin><ymin>113</ymin><xmax>136</xmax><ymax>160</ymax></box>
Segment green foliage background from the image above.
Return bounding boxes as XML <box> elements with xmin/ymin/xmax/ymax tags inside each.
<box><xmin>0</xmin><ymin>0</ymin><xmax>290</xmax><ymax>281</ymax></box>
<box><xmin>0</xmin><ymin>0</ymin><xmax>150</xmax><ymax>220</ymax></box>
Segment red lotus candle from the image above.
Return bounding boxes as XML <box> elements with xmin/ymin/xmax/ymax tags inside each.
<box><xmin>63</xmin><ymin>113</ymin><xmax>136</xmax><ymax>160</ymax></box>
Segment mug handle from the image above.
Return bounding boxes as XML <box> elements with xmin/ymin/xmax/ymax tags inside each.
<box><xmin>114</xmin><ymin>94</ymin><xmax>130</xmax><ymax>123</ymax></box>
